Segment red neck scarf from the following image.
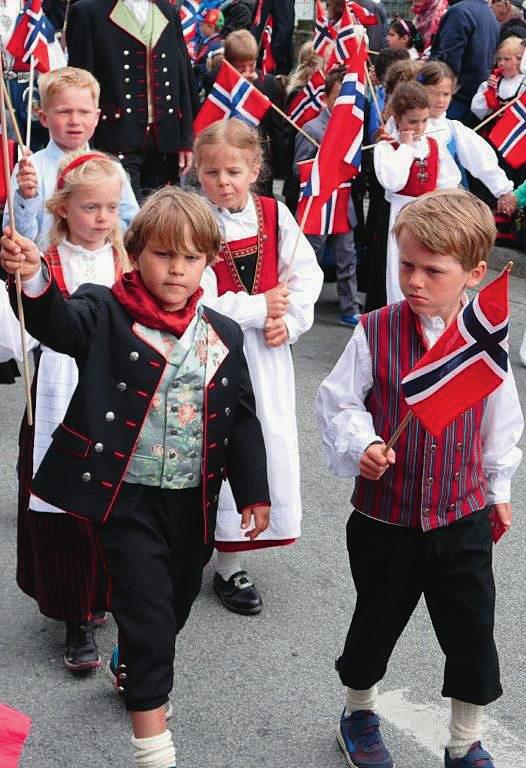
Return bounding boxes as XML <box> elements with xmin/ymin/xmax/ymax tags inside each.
<box><xmin>111</xmin><ymin>270</ymin><xmax>203</xmax><ymax>338</ymax></box>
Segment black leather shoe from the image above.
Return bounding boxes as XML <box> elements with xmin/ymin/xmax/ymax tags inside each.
<box><xmin>213</xmin><ymin>570</ymin><xmax>263</xmax><ymax>615</ymax></box>
<box><xmin>64</xmin><ymin>621</ymin><xmax>102</xmax><ymax>672</ymax></box>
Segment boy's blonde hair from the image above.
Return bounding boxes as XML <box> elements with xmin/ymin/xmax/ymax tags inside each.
<box><xmin>124</xmin><ymin>187</ymin><xmax>221</xmax><ymax>266</ymax></box>
<box><xmin>224</xmin><ymin>30</ymin><xmax>258</xmax><ymax>64</ymax></box>
<box><xmin>497</xmin><ymin>36</ymin><xmax>524</xmax><ymax>60</ymax></box>
<box><xmin>393</xmin><ymin>189</ymin><xmax>496</xmax><ymax>270</ymax></box>
<box><xmin>39</xmin><ymin>66</ymin><xmax>100</xmax><ymax>112</ymax></box>
<box><xmin>46</xmin><ymin>150</ymin><xmax>128</xmax><ymax>270</ymax></box>
<box><xmin>193</xmin><ymin>117</ymin><xmax>263</xmax><ymax>169</ymax></box>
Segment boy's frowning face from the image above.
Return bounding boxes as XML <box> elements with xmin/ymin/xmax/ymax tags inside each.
<box><xmin>398</xmin><ymin>226</ymin><xmax>486</xmax><ymax>324</ymax></box>
<box><xmin>39</xmin><ymin>86</ymin><xmax>100</xmax><ymax>152</ymax></box>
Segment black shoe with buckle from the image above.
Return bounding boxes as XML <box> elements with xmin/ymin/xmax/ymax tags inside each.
<box><xmin>213</xmin><ymin>570</ymin><xmax>263</xmax><ymax>615</ymax></box>
<box><xmin>64</xmin><ymin>621</ymin><xmax>102</xmax><ymax>672</ymax></box>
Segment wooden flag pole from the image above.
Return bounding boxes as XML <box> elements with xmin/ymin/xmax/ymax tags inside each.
<box><xmin>0</xmin><ymin>58</ymin><xmax>33</xmax><ymax>425</ymax></box>
<box><xmin>472</xmin><ymin>92</ymin><xmax>524</xmax><ymax>133</ymax></box>
<box><xmin>284</xmin><ymin>196</ymin><xmax>314</xmax><ymax>284</ymax></box>
<box><xmin>1</xmin><ymin>81</ymin><xmax>26</xmax><ymax>150</ymax></box>
<box><xmin>269</xmin><ymin>101</ymin><xmax>321</xmax><ymax>148</ymax></box>
<box><xmin>364</xmin><ymin>65</ymin><xmax>384</xmax><ymax>127</ymax></box>
<box><xmin>26</xmin><ymin>56</ymin><xmax>35</xmax><ymax>148</ymax></box>
<box><xmin>383</xmin><ymin>411</ymin><xmax>413</xmax><ymax>454</ymax></box>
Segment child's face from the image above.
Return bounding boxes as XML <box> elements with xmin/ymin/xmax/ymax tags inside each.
<box><xmin>131</xmin><ymin>238</ymin><xmax>207</xmax><ymax>311</ymax></box>
<box><xmin>496</xmin><ymin>51</ymin><xmax>521</xmax><ymax>78</ymax></box>
<box><xmin>396</xmin><ymin>107</ymin><xmax>429</xmax><ymax>137</ymax></box>
<box><xmin>387</xmin><ymin>29</ymin><xmax>410</xmax><ymax>50</ymax></box>
<box><xmin>398</xmin><ymin>226</ymin><xmax>486</xmax><ymax>323</ymax></box>
<box><xmin>40</xmin><ymin>87</ymin><xmax>100</xmax><ymax>152</ymax></box>
<box><xmin>425</xmin><ymin>78</ymin><xmax>454</xmax><ymax>118</ymax></box>
<box><xmin>59</xmin><ymin>178</ymin><xmax>121</xmax><ymax>251</ymax></box>
<box><xmin>197</xmin><ymin>143</ymin><xmax>260</xmax><ymax>212</ymax></box>
<box><xmin>200</xmin><ymin>21</ymin><xmax>215</xmax><ymax>38</ymax></box>
<box><xmin>230</xmin><ymin>58</ymin><xmax>257</xmax><ymax>82</ymax></box>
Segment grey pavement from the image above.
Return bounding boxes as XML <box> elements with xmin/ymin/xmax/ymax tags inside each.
<box><xmin>0</xmin><ymin>269</ymin><xmax>525</xmax><ymax>768</ymax></box>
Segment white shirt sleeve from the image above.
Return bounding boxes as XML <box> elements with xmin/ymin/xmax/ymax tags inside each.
<box><xmin>373</xmin><ymin>141</ymin><xmax>416</xmax><ymax>193</ymax></box>
<box><xmin>470</xmin><ymin>81</ymin><xmax>491</xmax><ymax>120</ymax></box>
<box><xmin>453</xmin><ymin>121</ymin><xmax>513</xmax><ymax>197</ymax></box>
<box><xmin>0</xmin><ymin>280</ymin><xmax>39</xmax><ymax>362</ymax></box>
<box><xmin>199</xmin><ymin>264</ymin><xmax>268</xmax><ymax>331</ymax></box>
<box><xmin>277</xmin><ymin>202</ymin><xmax>323</xmax><ymax>345</ymax></box>
<box><xmin>481</xmin><ymin>365</ymin><xmax>524</xmax><ymax>504</ymax></box>
<box><xmin>315</xmin><ymin>323</ymin><xmax>384</xmax><ymax>477</ymax></box>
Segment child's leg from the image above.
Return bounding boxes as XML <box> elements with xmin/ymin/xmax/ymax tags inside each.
<box><xmin>331</xmin><ymin>233</ymin><xmax>360</xmax><ymax>319</ymax></box>
<box><xmin>447</xmin><ymin>699</ymin><xmax>484</xmax><ymax>759</ymax></box>
<box><xmin>131</xmin><ymin>710</ymin><xmax>175</xmax><ymax>768</ymax></box>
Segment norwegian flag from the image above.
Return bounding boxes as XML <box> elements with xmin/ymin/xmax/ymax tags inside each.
<box><xmin>303</xmin><ymin>42</ymin><xmax>366</xmax><ymax>208</ymax></box>
<box><xmin>253</xmin><ymin>0</ymin><xmax>264</xmax><ymax>27</ymax></box>
<box><xmin>194</xmin><ymin>60</ymin><xmax>271</xmax><ymax>135</ymax></box>
<box><xmin>6</xmin><ymin>0</ymin><xmax>53</xmax><ymax>73</ymax></box>
<box><xmin>326</xmin><ymin>3</ymin><xmax>361</xmax><ymax>72</ymax></box>
<box><xmin>297</xmin><ymin>158</ymin><xmax>352</xmax><ymax>235</ymax></box>
<box><xmin>261</xmin><ymin>15</ymin><xmax>276</xmax><ymax>75</ymax></box>
<box><xmin>286</xmin><ymin>70</ymin><xmax>326</xmax><ymax>128</ymax></box>
<box><xmin>348</xmin><ymin>1</ymin><xmax>378</xmax><ymax>27</ymax></box>
<box><xmin>402</xmin><ymin>268</ymin><xmax>510</xmax><ymax>438</ymax></box>
<box><xmin>313</xmin><ymin>0</ymin><xmax>334</xmax><ymax>58</ymax></box>
<box><xmin>488</xmin><ymin>91</ymin><xmax>526</xmax><ymax>169</ymax></box>
<box><xmin>180</xmin><ymin>0</ymin><xmax>199</xmax><ymax>60</ymax></box>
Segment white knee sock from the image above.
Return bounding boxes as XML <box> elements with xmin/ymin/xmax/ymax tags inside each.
<box><xmin>215</xmin><ymin>551</ymin><xmax>244</xmax><ymax>581</ymax></box>
<box><xmin>131</xmin><ymin>730</ymin><xmax>176</xmax><ymax>768</ymax></box>
<box><xmin>344</xmin><ymin>685</ymin><xmax>379</xmax><ymax>717</ymax></box>
<box><xmin>447</xmin><ymin>699</ymin><xmax>484</xmax><ymax>759</ymax></box>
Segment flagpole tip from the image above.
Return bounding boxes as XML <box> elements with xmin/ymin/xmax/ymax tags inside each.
<box><xmin>505</xmin><ymin>261</ymin><xmax>514</xmax><ymax>273</ymax></box>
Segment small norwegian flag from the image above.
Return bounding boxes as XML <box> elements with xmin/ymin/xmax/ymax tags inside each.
<box><xmin>179</xmin><ymin>0</ymin><xmax>199</xmax><ymax>60</ymax></box>
<box><xmin>297</xmin><ymin>158</ymin><xmax>352</xmax><ymax>235</ymax></box>
<box><xmin>194</xmin><ymin>60</ymin><xmax>272</xmax><ymax>135</ymax></box>
<box><xmin>325</xmin><ymin>3</ymin><xmax>361</xmax><ymax>72</ymax></box>
<box><xmin>348</xmin><ymin>1</ymin><xmax>378</xmax><ymax>27</ymax></box>
<box><xmin>261</xmin><ymin>15</ymin><xmax>276</xmax><ymax>75</ymax></box>
<box><xmin>253</xmin><ymin>0</ymin><xmax>264</xmax><ymax>27</ymax></box>
<box><xmin>286</xmin><ymin>70</ymin><xmax>326</xmax><ymax>128</ymax></box>
<box><xmin>6</xmin><ymin>0</ymin><xmax>53</xmax><ymax>73</ymax></box>
<box><xmin>313</xmin><ymin>0</ymin><xmax>334</xmax><ymax>58</ymax></box>
<box><xmin>402</xmin><ymin>268</ymin><xmax>510</xmax><ymax>438</ymax></box>
<box><xmin>488</xmin><ymin>91</ymin><xmax>526</xmax><ymax>169</ymax></box>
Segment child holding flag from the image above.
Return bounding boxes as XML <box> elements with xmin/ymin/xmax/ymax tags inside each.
<box><xmin>316</xmin><ymin>189</ymin><xmax>523</xmax><ymax>768</ymax></box>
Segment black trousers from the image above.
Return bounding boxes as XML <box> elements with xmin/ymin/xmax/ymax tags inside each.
<box><xmin>120</xmin><ymin>129</ymin><xmax>181</xmax><ymax>202</ymax></box>
<box><xmin>98</xmin><ymin>482</ymin><xmax>207</xmax><ymax>712</ymax></box>
<box><xmin>337</xmin><ymin>509</ymin><xmax>501</xmax><ymax>706</ymax></box>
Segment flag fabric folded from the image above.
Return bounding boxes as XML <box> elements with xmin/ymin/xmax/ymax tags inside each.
<box><xmin>313</xmin><ymin>0</ymin><xmax>334</xmax><ymax>58</ymax></box>
<box><xmin>348</xmin><ymin>1</ymin><xmax>378</xmax><ymax>26</ymax></box>
<box><xmin>193</xmin><ymin>60</ymin><xmax>272</xmax><ymax>135</ymax></box>
<box><xmin>488</xmin><ymin>92</ymin><xmax>526</xmax><ymax>169</ymax></box>
<box><xmin>296</xmin><ymin>158</ymin><xmax>352</xmax><ymax>235</ymax></box>
<box><xmin>6</xmin><ymin>0</ymin><xmax>53</xmax><ymax>73</ymax></box>
<box><xmin>325</xmin><ymin>4</ymin><xmax>361</xmax><ymax>72</ymax></box>
<box><xmin>179</xmin><ymin>0</ymin><xmax>199</xmax><ymax>61</ymax></box>
<box><xmin>261</xmin><ymin>16</ymin><xmax>276</xmax><ymax>76</ymax></box>
<box><xmin>286</xmin><ymin>70</ymin><xmax>326</xmax><ymax>128</ymax></box>
<box><xmin>302</xmin><ymin>42</ymin><xmax>366</xmax><ymax>208</ymax></box>
<box><xmin>0</xmin><ymin>703</ymin><xmax>31</xmax><ymax>768</ymax></box>
<box><xmin>402</xmin><ymin>268</ymin><xmax>510</xmax><ymax>438</ymax></box>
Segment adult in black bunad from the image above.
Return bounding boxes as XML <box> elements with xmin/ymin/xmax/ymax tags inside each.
<box><xmin>66</xmin><ymin>0</ymin><xmax>198</xmax><ymax>200</ymax></box>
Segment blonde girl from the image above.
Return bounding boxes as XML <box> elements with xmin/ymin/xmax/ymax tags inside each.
<box><xmin>0</xmin><ymin>151</ymin><xmax>127</xmax><ymax>675</ymax></box>
<box><xmin>471</xmin><ymin>36</ymin><xmax>525</xmax><ymax>120</ymax></box>
<box><xmin>195</xmin><ymin>118</ymin><xmax>323</xmax><ymax>615</ymax></box>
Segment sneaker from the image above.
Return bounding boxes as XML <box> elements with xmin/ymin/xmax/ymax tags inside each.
<box><xmin>213</xmin><ymin>570</ymin><xmax>263</xmax><ymax>615</ymax></box>
<box><xmin>107</xmin><ymin>645</ymin><xmax>172</xmax><ymax>718</ymax></box>
<box><xmin>337</xmin><ymin>710</ymin><xmax>394</xmax><ymax>768</ymax></box>
<box><xmin>444</xmin><ymin>742</ymin><xmax>495</xmax><ymax>767</ymax></box>
<box><xmin>339</xmin><ymin>314</ymin><xmax>361</xmax><ymax>328</ymax></box>
<box><xmin>64</xmin><ymin>621</ymin><xmax>102</xmax><ymax>672</ymax></box>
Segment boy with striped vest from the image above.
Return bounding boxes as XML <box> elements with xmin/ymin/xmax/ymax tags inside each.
<box><xmin>316</xmin><ymin>189</ymin><xmax>523</xmax><ymax>768</ymax></box>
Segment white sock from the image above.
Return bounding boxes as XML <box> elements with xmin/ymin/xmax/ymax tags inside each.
<box><xmin>344</xmin><ymin>685</ymin><xmax>379</xmax><ymax>717</ymax></box>
<box><xmin>519</xmin><ymin>329</ymin><xmax>526</xmax><ymax>366</ymax></box>
<box><xmin>447</xmin><ymin>699</ymin><xmax>484</xmax><ymax>759</ymax></box>
<box><xmin>131</xmin><ymin>730</ymin><xmax>176</xmax><ymax>768</ymax></box>
<box><xmin>215</xmin><ymin>551</ymin><xmax>244</xmax><ymax>581</ymax></box>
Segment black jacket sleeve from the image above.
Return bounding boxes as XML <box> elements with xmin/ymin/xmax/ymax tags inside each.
<box><xmin>65</xmin><ymin>2</ymin><xmax>94</xmax><ymax>71</ymax></box>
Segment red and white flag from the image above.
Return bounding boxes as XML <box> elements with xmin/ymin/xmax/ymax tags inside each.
<box><xmin>313</xmin><ymin>0</ymin><xmax>334</xmax><ymax>58</ymax></box>
<box><xmin>488</xmin><ymin>92</ymin><xmax>526</xmax><ymax>169</ymax></box>
<box><xmin>261</xmin><ymin>15</ymin><xmax>276</xmax><ymax>75</ymax></box>
<box><xmin>325</xmin><ymin>3</ymin><xmax>361</xmax><ymax>72</ymax></box>
<box><xmin>6</xmin><ymin>0</ymin><xmax>52</xmax><ymax>73</ymax></box>
<box><xmin>347</xmin><ymin>1</ymin><xmax>378</xmax><ymax>27</ymax></box>
<box><xmin>179</xmin><ymin>0</ymin><xmax>199</xmax><ymax>61</ymax></box>
<box><xmin>402</xmin><ymin>268</ymin><xmax>510</xmax><ymax>437</ymax></box>
<box><xmin>296</xmin><ymin>158</ymin><xmax>352</xmax><ymax>235</ymax></box>
<box><xmin>286</xmin><ymin>70</ymin><xmax>326</xmax><ymax>128</ymax></box>
<box><xmin>194</xmin><ymin>60</ymin><xmax>271</xmax><ymax>135</ymax></box>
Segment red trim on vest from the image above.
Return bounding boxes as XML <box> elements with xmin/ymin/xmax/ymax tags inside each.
<box><xmin>398</xmin><ymin>138</ymin><xmax>439</xmax><ymax>197</ymax></box>
<box><xmin>352</xmin><ymin>301</ymin><xmax>486</xmax><ymax>531</ymax></box>
<box><xmin>213</xmin><ymin>195</ymin><xmax>279</xmax><ymax>296</ymax></box>
<box><xmin>44</xmin><ymin>245</ymin><xmax>123</xmax><ymax>297</ymax></box>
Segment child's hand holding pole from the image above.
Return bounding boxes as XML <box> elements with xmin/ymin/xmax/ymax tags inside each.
<box><xmin>359</xmin><ymin>443</ymin><xmax>396</xmax><ymax>480</ymax></box>
<box><xmin>264</xmin><ymin>317</ymin><xmax>289</xmax><ymax>347</ymax></box>
<box><xmin>16</xmin><ymin>154</ymin><xmax>38</xmax><ymax>200</ymax></box>
<box><xmin>265</xmin><ymin>282</ymin><xmax>289</xmax><ymax>318</ymax></box>
<box><xmin>0</xmin><ymin>229</ymin><xmax>41</xmax><ymax>280</ymax></box>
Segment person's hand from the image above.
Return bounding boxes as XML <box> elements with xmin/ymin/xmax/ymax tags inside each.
<box><xmin>399</xmin><ymin>129</ymin><xmax>416</xmax><ymax>145</ymax></box>
<box><xmin>240</xmin><ymin>504</ymin><xmax>270</xmax><ymax>540</ymax></box>
<box><xmin>487</xmin><ymin>73</ymin><xmax>499</xmax><ymax>90</ymax></box>
<box><xmin>359</xmin><ymin>442</ymin><xmax>396</xmax><ymax>480</ymax></box>
<box><xmin>377</xmin><ymin>126</ymin><xmax>394</xmax><ymax>143</ymax></box>
<box><xmin>178</xmin><ymin>149</ymin><xmax>193</xmax><ymax>177</ymax></box>
<box><xmin>490</xmin><ymin>502</ymin><xmax>512</xmax><ymax>535</ymax></box>
<box><xmin>0</xmin><ymin>228</ymin><xmax>41</xmax><ymax>279</ymax></box>
<box><xmin>265</xmin><ymin>282</ymin><xmax>289</xmax><ymax>318</ymax></box>
<box><xmin>497</xmin><ymin>192</ymin><xmax>518</xmax><ymax>216</ymax></box>
<box><xmin>16</xmin><ymin>153</ymin><xmax>38</xmax><ymax>199</ymax></box>
<box><xmin>264</xmin><ymin>316</ymin><xmax>289</xmax><ymax>347</ymax></box>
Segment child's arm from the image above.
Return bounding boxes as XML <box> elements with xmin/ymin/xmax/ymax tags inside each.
<box><xmin>315</xmin><ymin>324</ymin><xmax>387</xmax><ymax>477</ymax></box>
<box><xmin>0</xmin><ymin>280</ymin><xmax>40</xmax><ymax>363</ymax></box>
<box><xmin>275</xmin><ymin>202</ymin><xmax>323</xmax><ymax>345</ymax></box>
<box><xmin>470</xmin><ymin>81</ymin><xmax>493</xmax><ymax>120</ymax></box>
<box><xmin>116</xmin><ymin>164</ymin><xmax>140</xmax><ymax>233</ymax></box>
<box><xmin>452</xmin><ymin>121</ymin><xmax>514</xmax><ymax>202</ymax></box>
<box><xmin>200</xmin><ymin>265</ymin><xmax>271</xmax><ymax>331</ymax></box>
<box><xmin>373</xmin><ymin>140</ymin><xmax>416</xmax><ymax>194</ymax></box>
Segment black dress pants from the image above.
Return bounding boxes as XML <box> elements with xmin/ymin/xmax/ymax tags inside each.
<box><xmin>337</xmin><ymin>509</ymin><xmax>501</xmax><ymax>706</ymax></box>
<box><xmin>120</xmin><ymin>129</ymin><xmax>181</xmax><ymax>202</ymax></box>
<box><xmin>99</xmin><ymin>482</ymin><xmax>206</xmax><ymax>711</ymax></box>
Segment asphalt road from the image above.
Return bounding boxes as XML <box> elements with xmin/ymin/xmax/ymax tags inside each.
<box><xmin>1</xmin><ymin>271</ymin><xmax>525</xmax><ymax>768</ymax></box>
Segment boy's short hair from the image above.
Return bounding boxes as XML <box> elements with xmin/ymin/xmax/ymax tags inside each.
<box><xmin>393</xmin><ymin>189</ymin><xmax>496</xmax><ymax>270</ymax></box>
<box><xmin>124</xmin><ymin>187</ymin><xmax>221</xmax><ymax>266</ymax></box>
<box><xmin>224</xmin><ymin>30</ymin><xmax>258</xmax><ymax>64</ymax></box>
<box><xmin>39</xmin><ymin>66</ymin><xmax>100</xmax><ymax>111</ymax></box>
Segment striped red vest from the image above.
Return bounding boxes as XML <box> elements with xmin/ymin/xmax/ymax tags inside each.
<box><xmin>213</xmin><ymin>195</ymin><xmax>279</xmax><ymax>296</ymax></box>
<box><xmin>45</xmin><ymin>245</ymin><xmax>122</xmax><ymax>297</ymax></box>
<box><xmin>352</xmin><ymin>301</ymin><xmax>487</xmax><ymax>531</ymax></box>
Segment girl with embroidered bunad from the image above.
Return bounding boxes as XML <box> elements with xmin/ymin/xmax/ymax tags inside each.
<box><xmin>374</xmin><ymin>81</ymin><xmax>462</xmax><ymax>305</ymax></box>
<box><xmin>195</xmin><ymin>118</ymin><xmax>323</xmax><ymax>616</ymax></box>
<box><xmin>1</xmin><ymin>187</ymin><xmax>270</xmax><ymax>768</ymax></box>
<box><xmin>0</xmin><ymin>152</ymin><xmax>128</xmax><ymax>674</ymax></box>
